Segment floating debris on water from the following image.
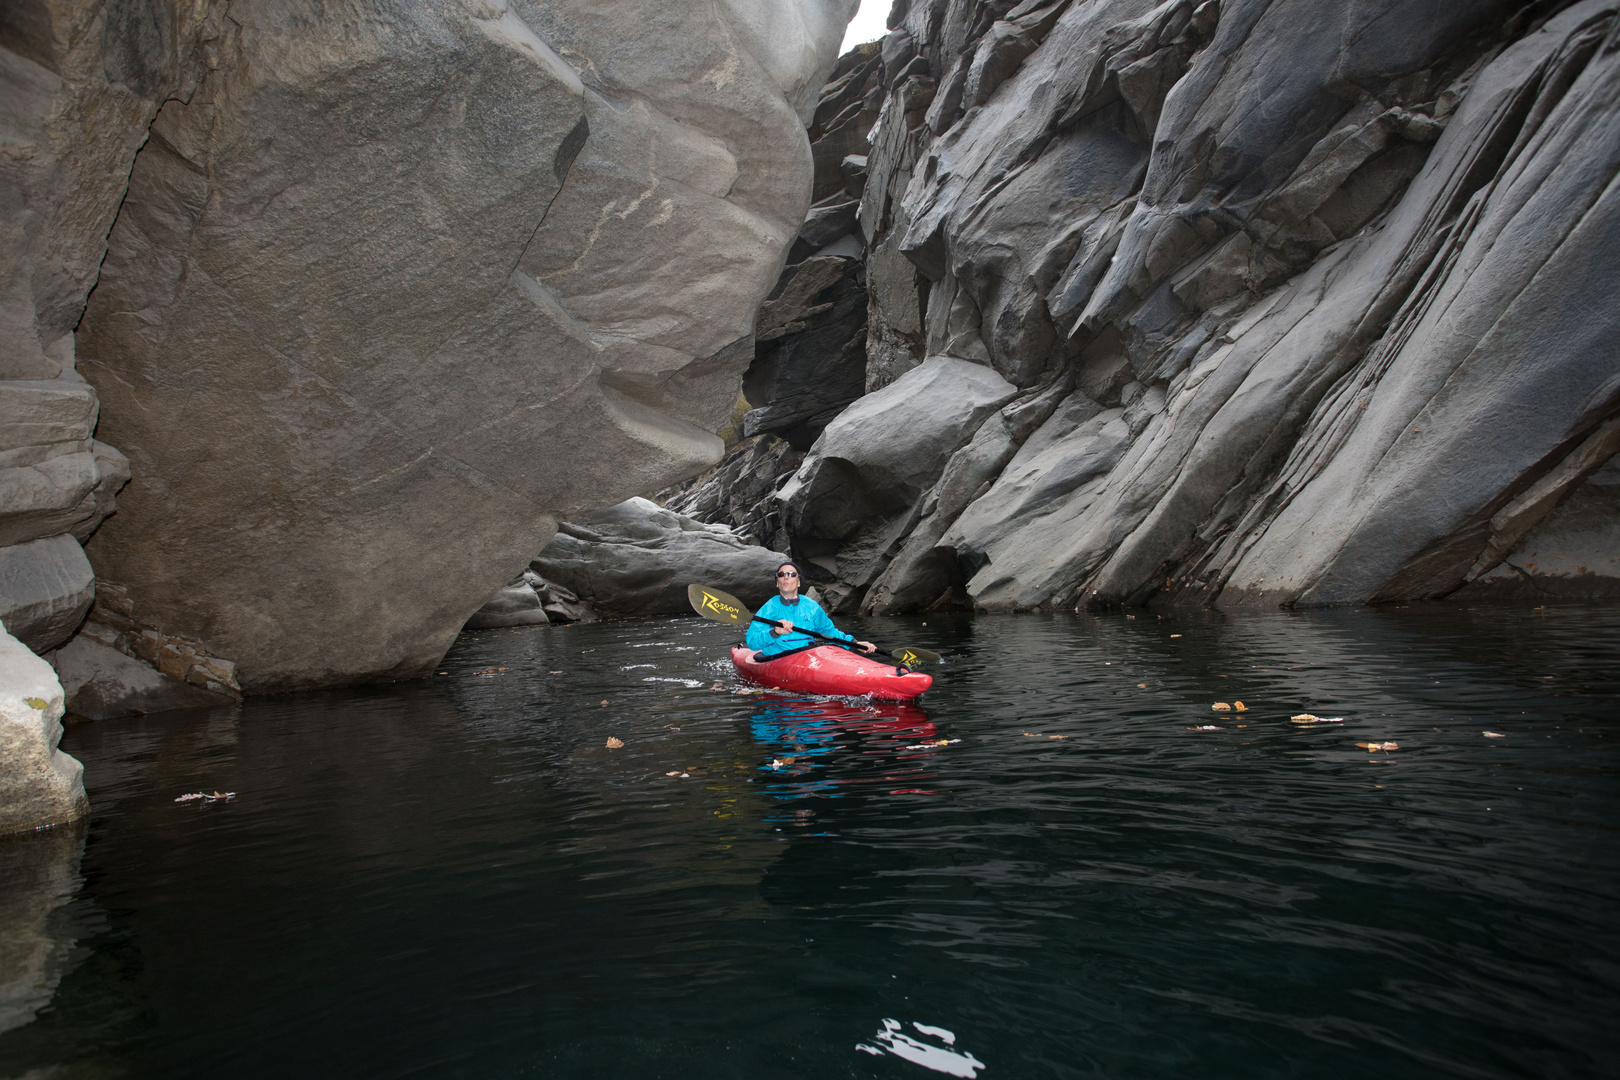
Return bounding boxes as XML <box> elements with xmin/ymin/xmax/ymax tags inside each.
<box><xmin>605</xmin><ymin>736</ymin><xmax>624</xmax><ymax>749</ymax></box>
<box><xmin>1291</xmin><ymin>714</ymin><xmax>1345</xmax><ymax>724</ymax></box>
<box><xmin>174</xmin><ymin>791</ymin><xmax>235</xmax><ymax>803</ymax></box>
<box><xmin>1483</xmin><ymin>731</ymin><xmax>1506</xmax><ymax>738</ymax></box>
<box><xmin>1357</xmin><ymin>741</ymin><xmax>1399</xmax><ymax>752</ymax></box>
<box><xmin>1233</xmin><ymin>701</ymin><xmax>1248</xmax><ymax>712</ymax></box>
<box><xmin>1212</xmin><ymin>702</ymin><xmax>1232</xmax><ymax>711</ymax></box>
<box><xmin>904</xmin><ymin>739</ymin><xmax>961</xmax><ymax>749</ymax></box>
<box><xmin>1189</xmin><ymin>725</ymin><xmax>1221</xmax><ymax>731</ymax></box>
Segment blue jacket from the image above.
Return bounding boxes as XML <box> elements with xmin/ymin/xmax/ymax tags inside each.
<box><xmin>746</xmin><ymin>594</ymin><xmax>852</xmax><ymax>656</ymax></box>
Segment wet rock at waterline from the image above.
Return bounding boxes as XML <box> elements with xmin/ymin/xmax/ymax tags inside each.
<box><xmin>53</xmin><ymin>630</ymin><xmax>233</xmax><ymax>721</ymax></box>
<box><xmin>1</xmin><ymin>0</ymin><xmax>853</xmax><ymax>690</ymax></box>
<box><xmin>533</xmin><ymin>499</ymin><xmax>787</xmax><ymax>618</ymax></box>
<box><xmin>0</xmin><ymin>626</ymin><xmax>86</xmax><ymax>834</ymax></box>
<box><xmin>720</xmin><ymin>0</ymin><xmax>1620</xmax><ymax>614</ymax></box>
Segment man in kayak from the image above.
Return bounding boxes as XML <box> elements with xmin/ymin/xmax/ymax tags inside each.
<box><xmin>747</xmin><ymin>561</ymin><xmax>876</xmax><ymax>658</ymax></box>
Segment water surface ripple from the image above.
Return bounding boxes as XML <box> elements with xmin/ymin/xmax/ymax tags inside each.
<box><xmin>2</xmin><ymin>606</ymin><xmax>1617</xmax><ymax>1078</ymax></box>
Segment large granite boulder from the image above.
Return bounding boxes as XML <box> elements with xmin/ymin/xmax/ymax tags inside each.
<box><xmin>534</xmin><ymin>498</ymin><xmax>788</xmax><ymax>617</ymax></box>
<box><xmin>0</xmin><ymin>625</ymin><xmax>86</xmax><ymax>834</ymax></box>
<box><xmin>743</xmin><ymin>0</ymin><xmax>1620</xmax><ymax>614</ymax></box>
<box><xmin>0</xmin><ymin>0</ymin><xmax>856</xmax><ymax>690</ymax></box>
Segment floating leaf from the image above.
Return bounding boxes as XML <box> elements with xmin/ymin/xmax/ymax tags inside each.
<box><xmin>600</xmin><ymin>700</ymin><xmax>609</xmax><ymax>706</ymax></box>
<box><xmin>1233</xmin><ymin>701</ymin><xmax>1248</xmax><ymax>712</ymax></box>
<box><xmin>1291</xmin><ymin>713</ymin><xmax>1319</xmax><ymax>721</ymax></box>
<box><xmin>1482</xmin><ymin>731</ymin><xmax>1505</xmax><ymax>739</ymax></box>
<box><xmin>1138</xmin><ymin>682</ymin><xmax>1148</xmax><ymax>688</ymax></box>
<box><xmin>666</xmin><ymin>770</ymin><xmax>681</xmax><ymax>776</ymax></box>
<box><xmin>1212</xmin><ymin>702</ymin><xmax>1232</xmax><ymax>711</ymax></box>
<box><xmin>1048</xmin><ymin>735</ymin><xmax>1068</xmax><ymax>740</ymax></box>
<box><xmin>770</xmin><ymin>756</ymin><xmax>796</xmax><ymax>769</ymax></box>
<box><xmin>605</xmin><ymin>736</ymin><xmax>624</xmax><ymax>749</ymax></box>
<box><xmin>1170</xmin><ymin>634</ymin><xmax>1182</xmax><ymax>638</ymax></box>
<box><xmin>1356</xmin><ymin>741</ymin><xmax>1398</xmax><ymax>751</ymax></box>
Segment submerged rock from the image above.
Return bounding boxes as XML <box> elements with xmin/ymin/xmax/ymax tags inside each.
<box><xmin>534</xmin><ymin>498</ymin><xmax>787</xmax><ymax>618</ymax></box>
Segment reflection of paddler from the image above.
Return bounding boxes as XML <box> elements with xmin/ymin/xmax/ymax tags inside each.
<box><xmin>750</xmin><ymin>698</ymin><xmax>936</xmax><ymax>754</ymax></box>
<box><xmin>747</xmin><ymin>561</ymin><xmax>875</xmax><ymax>658</ymax></box>
<box><xmin>750</xmin><ymin>697</ymin><xmax>938</xmax><ymax>798</ymax></box>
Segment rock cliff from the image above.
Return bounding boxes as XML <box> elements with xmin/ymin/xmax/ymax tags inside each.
<box><xmin>0</xmin><ymin>0</ymin><xmax>854</xmax><ymax>694</ymax></box>
<box><xmin>717</xmin><ymin>0</ymin><xmax>1620</xmax><ymax>613</ymax></box>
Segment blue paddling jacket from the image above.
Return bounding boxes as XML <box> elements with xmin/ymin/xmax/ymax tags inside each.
<box><xmin>746</xmin><ymin>594</ymin><xmax>853</xmax><ymax>657</ymax></box>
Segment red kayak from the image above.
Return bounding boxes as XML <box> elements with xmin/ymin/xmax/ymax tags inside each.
<box><xmin>730</xmin><ymin>644</ymin><xmax>933</xmax><ymax>702</ymax></box>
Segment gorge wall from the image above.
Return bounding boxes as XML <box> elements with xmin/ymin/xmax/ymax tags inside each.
<box><xmin>686</xmin><ymin>0</ymin><xmax>1620</xmax><ymax>614</ymax></box>
<box><xmin>1</xmin><ymin>0</ymin><xmax>855</xmax><ymax>700</ymax></box>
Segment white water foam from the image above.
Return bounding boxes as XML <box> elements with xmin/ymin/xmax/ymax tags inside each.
<box><xmin>856</xmin><ymin>1018</ymin><xmax>985</xmax><ymax>1077</ymax></box>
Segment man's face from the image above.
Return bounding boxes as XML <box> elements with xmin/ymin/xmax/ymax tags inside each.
<box><xmin>776</xmin><ymin>566</ymin><xmax>799</xmax><ymax>598</ymax></box>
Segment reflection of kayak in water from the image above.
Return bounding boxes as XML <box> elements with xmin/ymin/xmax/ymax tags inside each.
<box><xmin>751</xmin><ymin>697</ymin><xmax>936</xmax><ymax>747</ymax></box>
<box><xmin>731</xmin><ymin>644</ymin><xmax>933</xmax><ymax>702</ymax></box>
<box><xmin>751</xmin><ymin>697</ymin><xmax>939</xmax><ymax>799</ymax></box>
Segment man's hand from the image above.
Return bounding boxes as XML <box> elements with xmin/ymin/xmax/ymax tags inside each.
<box><xmin>856</xmin><ymin>640</ymin><xmax>876</xmax><ymax>654</ymax></box>
<box><xmin>773</xmin><ymin>619</ymin><xmax>794</xmax><ymax>636</ymax></box>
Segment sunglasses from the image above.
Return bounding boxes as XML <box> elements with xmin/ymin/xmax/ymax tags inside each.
<box><xmin>776</xmin><ymin>570</ymin><xmax>798</xmax><ymax>578</ymax></box>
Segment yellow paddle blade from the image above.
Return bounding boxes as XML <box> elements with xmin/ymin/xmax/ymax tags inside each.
<box><xmin>687</xmin><ymin>583</ymin><xmax>751</xmax><ymax>626</ymax></box>
<box><xmin>892</xmin><ymin>646</ymin><xmax>942</xmax><ymax>666</ymax></box>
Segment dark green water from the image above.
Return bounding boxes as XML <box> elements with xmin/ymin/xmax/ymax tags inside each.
<box><xmin>2</xmin><ymin>606</ymin><xmax>1618</xmax><ymax>1079</ymax></box>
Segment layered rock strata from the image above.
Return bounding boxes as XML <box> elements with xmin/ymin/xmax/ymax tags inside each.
<box><xmin>743</xmin><ymin>0</ymin><xmax>1620</xmax><ymax>613</ymax></box>
<box><xmin>0</xmin><ymin>0</ymin><xmax>854</xmax><ymax>694</ymax></box>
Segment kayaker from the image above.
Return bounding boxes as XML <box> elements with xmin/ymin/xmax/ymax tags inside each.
<box><xmin>747</xmin><ymin>561</ymin><xmax>876</xmax><ymax>658</ymax></box>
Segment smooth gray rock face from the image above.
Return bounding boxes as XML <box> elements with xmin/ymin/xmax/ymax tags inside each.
<box><xmin>0</xmin><ymin>535</ymin><xmax>93</xmax><ymax>654</ymax></box>
<box><xmin>11</xmin><ymin>0</ymin><xmax>853</xmax><ymax>690</ymax></box>
<box><xmin>781</xmin><ymin>355</ymin><xmax>1016</xmax><ymax>534</ymax></box>
<box><xmin>743</xmin><ymin>0</ymin><xmax>1619</xmax><ymax>614</ymax></box>
<box><xmin>54</xmin><ymin>630</ymin><xmax>233</xmax><ymax>720</ymax></box>
<box><xmin>0</xmin><ymin>625</ymin><xmax>86</xmax><ymax>834</ymax></box>
<box><xmin>534</xmin><ymin>498</ymin><xmax>789</xmax><ymax>618</ymax></box>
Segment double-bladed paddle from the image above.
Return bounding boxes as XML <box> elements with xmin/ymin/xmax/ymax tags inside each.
<box><xmin>686</xmin><ymin>584</ymin><xmax>941</xmax><ymax>666</ymax></box>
